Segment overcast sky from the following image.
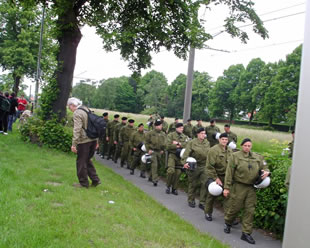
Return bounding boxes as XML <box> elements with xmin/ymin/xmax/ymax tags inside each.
<box><xmin>72</xmin><ymin>0</ymin><xmax>306</xmax><ymax>85</ymax></box>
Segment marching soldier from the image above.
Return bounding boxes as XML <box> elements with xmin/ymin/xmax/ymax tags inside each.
<box><xmin>106</xmin><ymin>114</ymin><xmax>120</xmax><ymax>160</ymax></box>
<box><xmin>182</xmin><ymin>128</ymin><xmax>210</xmax><ymax>209</ymax></box>
<box><xmin>204</xmin><ymin>133</ymin><xmax>233</xmax><ymax>220</ymax></box>
<box><xmin>160</xmin><ymin>115</ymin><xmax>169</xmax><ymax>134</ymax></box>
<box><xmin>99</xmin><ymin>112</ymin><xmax>109</xmax><ymax>158</ymax></box>
<box><xmin>223</xmin><ymin>138</ymin><xmax>269</xmax><ymax>244</ymax></box>
<box><xmin>205</xmin><ymin>119</ymin><xmax>221</xmax><ymax>147</ymax></box>
<box><xmin>183</xmin><ymin>119</ymin><xmax>193</xmax><ymax>139</ymax></box>
<box><xmin>119</xmin><ymin>119</ymin><xmax>136</xmax><ymax>168</ymax></box>
<box><xmin>129</xmin><ymin>123</ymin><xmax>146</xmax><ymax>177</ymax></box>
<box><xmin>145</xmin><ymin>120</ymin><xmax>166</xmax><ymax>186</ymax></box>
<box><xmin>165</xmin><ymin>123</ymin><xmax>188</xmax><ymax>195</ymax></box>
<box><xmin>224</xmin><ymin>124</ymin><xmax>237</xmax><ymax>144</ymax></box>
<box><xmin>147</xmin><ymin>114</ymin><xmax>154</xmax><ymax>131</ymax></box>
<box><xmin>192</xmin><ymin>119</ymin><xmax>204</xmax><ymax>138</ymax></box>
<box><xmin>168</xmin><ymin>118</ymin><xmax>179</xmax><ymax>133</ymax></box>
<box><xmin>113</xmin><ymin>117</ymin><xmax>127</xmax><ymax>163</ymax></box>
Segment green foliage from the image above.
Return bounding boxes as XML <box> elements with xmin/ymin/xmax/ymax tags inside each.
<box><xmin>254</xmin><ymin>142</ymin><xmax>291</xmax><ymax>237</ymax></box>
<box><xmin>72</xmin><ymin>80</ymin><xmax>97</xmax><ymax>107</ymax></box>
<box><xmin>39</xmin><ymin>78</ymin><xmax>59</xmax><ymax>120</ymax></box>
<box><xmin>19</xmin><ymin>117</ymin><xmax>72</xmax><ymax>152</ymax></box>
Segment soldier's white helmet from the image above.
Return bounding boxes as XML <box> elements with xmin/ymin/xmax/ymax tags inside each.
<box><xmin>254</xmin><ymin>177</ymin><xmax>271</xmax><ymax>189</ymax></box>
<box><xmin>215</xmin><ymin>132</ymin><xmax>221</xmax><ymax>140</ymax></box>
<box><xmin>186</xmin><ymin>157</ymin><xmax>197</xmax><ymax>171</ymax></box>
<box><xmin>228</xmin><ymin>142</ymin><xmax>236</xmax><ymax>150</ymax></box>
<box><xmin>141</xmin><ymin>144</ymin><xmax>147</xmax><ymax>152</ymax></box>
<box><xmin>208</xmin><ymin>182</ymin><xmax>223</xmax><ymax>196</ymax></box>
<box><xmin>180</xmin><ymin>148</ymin><xmax>186</xmax><ymax>158</ymax></box>
<box><xmin>141</xmin><ymin>154</ymin><xmax>152</xmax><ymax>164</ymax></box>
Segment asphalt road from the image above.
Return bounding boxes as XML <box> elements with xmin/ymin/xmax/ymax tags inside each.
<box><xmin>95</xmin><ymin>155</ymin><xmax>282</xmax><ymax>248</ymax></box>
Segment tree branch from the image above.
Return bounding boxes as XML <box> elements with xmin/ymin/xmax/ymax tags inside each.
<box><xmin>74</xmin><ymin>0</ymin><xmax>87</xmax><ymax>16</ymax></box>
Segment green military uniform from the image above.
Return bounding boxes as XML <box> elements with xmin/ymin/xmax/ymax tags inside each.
<box><xmin>192</xmin><ymin>124</ymin><xmax>204</xmax><ymax>138</ymax></box>
<box><xmin>184</xmin><ymin>123</ymin><xmax>193</xmax><ymax>139</ymax></box>
<box><xmin>106</xmin><ymin>119</ymin><xmax>119</xmax><ymax>159</ymax></box>
<box><xmin>99</xmin><ymin>119</ymin><xmax>109</xmax><ymax>157</ymax></box>
<box><xmin>161</xmin><ymin>120</ymin><xmax>169</xmax><ymax>134</ymax></box>
<box><xmin>168</xmin><ymin>122</ymin><xmax>177</xmax><ymax>133</ymax></box>
<box><xmin>147</xmin><ymin>116</ymin><xmax>154</xmax><ymax>131</ymax></box>
<box><xmin>145</xmin><ymin>129</ymin><xmax>166</xmax><ymax>183</ymax></box>
<box><xmin>205</xmin><ymin>144</ymin><xmax>233</xmax><ymax>215</ymax></box>
<box><xmin>119</xmin><ymin>124</ymin><xmax>136</xmax><ymax>167</ymax></box>
<box><xmin>166</xmin><ymin>131</ymin><xmax>188</xmax><ymax>191</ymax></box>
<box><xmin>205</xmin><ymin>125</ymin><xmax>221</xmax><ymax>147</ymax></box>
<box><xmin>226</xmin><ymin>131</ymin><xmax>237</xmax><ymax>144</ymax></box>
<box><xmin>181</xmin><ymin>138</ymin><xmax>210</xmax><ymax>205</ymax></box>
<box><xmin>113</xmin><ymin>122</ymin><xmax>126</xmax><ymax>163</ymax></box>
<box><xmin>224</xmin><ymin>151</ymin><xmax>268</xmax><ymax>234</ymax></box>
<box><xmin>129</xmin><ymin>129</ymin><xmax>146</xmax><ymax>173</ymax></box>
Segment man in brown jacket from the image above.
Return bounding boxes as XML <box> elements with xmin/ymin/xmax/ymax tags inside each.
<box><xmin>67</xmin><ymin>97</ymin><xmax>101</xmax><ymax>188</ymax></box>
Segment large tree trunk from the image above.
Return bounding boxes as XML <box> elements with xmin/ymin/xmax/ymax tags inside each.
<box><xmin>12</xmin><ymin>72</ymin><xmax>21</xmax><ymax>95</ymax></box>
<box><xmin>51</xmin><ymin>6</ymin><xmax>82</xmax><ymax>120</ymax></box>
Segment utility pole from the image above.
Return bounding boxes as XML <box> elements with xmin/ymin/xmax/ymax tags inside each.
<box><xmin>34</xmin><ymin>4</ymin><xmax>45</xmax><ymax>109</ymax></box>
<box><xmin>283</xmin><ymin>0</ymin><xmax>310</xmax><ymax>247</ymax></box>
<box><xmin>183</xmin><ymin>47</ymin><xmax>195</xmax><ymax>123</ymax></box>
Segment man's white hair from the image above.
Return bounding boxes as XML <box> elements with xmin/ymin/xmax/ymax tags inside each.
<box><xmin>67</xmin><ymin>97</ymin><xmax>82</xmax><ymax>107</ymax></box>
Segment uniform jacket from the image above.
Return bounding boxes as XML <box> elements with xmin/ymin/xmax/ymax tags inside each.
<box><xmin>114</xmin><ymin>122</ymin><xmax>126</xmax><ymax>142</ymax></box>
<box><xmin>168</xmin><ymin>122</ymin><xmax>177</xmax><ymax>133</ymax></box>
<box><xmin>145</xmin><ymin>129</ymin><xmax>166</xmax><ymax>152</ymax></box>
<box><xmin>224</xmin><ymin>151</ymin><xmax>269</xmax><ymax>190</ymax></box>
<box><xmin>206</xmin><ymin>144</ymin><xmax>233</xmax><ymax>180</ymax></box>
<box><xmin>184</xmin><ymin>123</ymin><xmax>193</xmax><ymax>138</ymax></box>
<box><xmin>107</xmin><ymin>120</ymin><xmax>119</xmax><ymax>139</ymax></box>
<box><xmin>181</xmin><ymin>138</ymin><xmax>210</xmax><ymax>167</ymax></box>
<box><xmin>161</xmin><ymin>120</ymin><xmax>169</xmax><ymax>133</ymax></box>
<box><xmin>165</xmin><ymin>131</ymin><xmax>188</xmax><ymax>154</ymax></box>
<box><xmin>226</xmin><ymin>131</ymin><xmax>237</xmax><ymax>144</ymax></box>
<box><xmin>72</xmin><ymin>106</ymin><xmax>96</xmax><ymax>146</ymax></box>
<box><xmin>205</xmin><ymin>125</ymin><xmax>221</xmax><ymax>146</ymax></box>
<box><xmin>119</xmin><ymin>125</ymin><xmax>135</xmax><ymax>143</ymax></box>
<box><xmin>129</xmin><ymin>130</ymin><xmax>145</xmax><ymax>149</ymax></box>
<box><xmin>192</xmin><ymin>124</ymin><xmax>204</xmax><ymax>137</ymax></box>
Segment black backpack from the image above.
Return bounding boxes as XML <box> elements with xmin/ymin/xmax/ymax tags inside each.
<box><xmin>0</xmin><ymin>97</ymin><xmax>11</xmax><ymax>112</ymax></box>
<box><xmin>78</xmin><ymin>108</ymin><xmax>106</xmax><ymax>139</ymax></box>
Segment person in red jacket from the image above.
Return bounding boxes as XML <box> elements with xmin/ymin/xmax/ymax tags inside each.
<box><xmin>17</xmin><ymin>94</ymin><xmax>28</xmax><ymax>118</ymax></box>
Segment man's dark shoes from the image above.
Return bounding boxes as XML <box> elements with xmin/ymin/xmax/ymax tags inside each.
<box><xmin>171</xmin><ymin>188</ymin><xmax>178</xmax><ymax>195</ymax></box>
<box><xmin>188</xmin><ymin>201</ymin><xmax>196</xmax><ymax>208</ymax></box>
<box><xmin>241</xmin><ymin>232</ymin><xmax>255</xmax><ymax>244</ymax></box>
<box><xmin>205</xmin><ymin>213</ymin><xmax>212</xmax><ymax>221</ymax></box>
<box><xmin>166</xmin><ymin>187</ymin><xmax>171</xmax><ymax>194</ymax></box>
<box><xmin>106</xmin><ymin>156</ymin><xmax>111</xmax><ymax>160</ymax></box>
<box><xmin>153</xmin><ymin>181</ymin><xmax>158</xmax><ymax>187</ymax></box>
<box><xmin>73</xmin><ymin>183</ymin><xmax>88</xmax><ymax>188</ymax></box>
<box><xmin>224</xmin><ymin>223</ymin><xmax>231</xmax><ymax>234</ymax></box>
<box><xmin>130</xmin><ymin>169</ymin><xmax>134</xmax><ymax>175</ymax></box>
<box><xmin>140</xmin><ymin>172</ymin><xmax>146</xmax><ymax>178</ymax></box>
<box><xmin>91</xmin><ymin>181</ymin><xmax>101</xmax><ymax>187</ymax></box>
<box><xmin>198</xmin><ymin>203</ymin><xmax>205</xmax><ymax>210</ymax></box>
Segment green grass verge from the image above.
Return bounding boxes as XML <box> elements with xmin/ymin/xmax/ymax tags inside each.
<box><xmin>0</xmin><ymin>131</ymin><xmax>228</xmax><ymax>248</ymax></box>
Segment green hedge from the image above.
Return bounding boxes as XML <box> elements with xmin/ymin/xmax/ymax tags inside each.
<box><xmin>19</xmin><ymin>117</ymin><xmax>72</xmax><ymax>153</ymax></box>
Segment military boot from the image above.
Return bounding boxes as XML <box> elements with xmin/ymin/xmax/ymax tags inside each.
<box><xmin>241</xmin><ymin>233</ymin><xmax>255</xmax><ymax>244</ymax></box>
<box><xmin>224</xmin><ymin>223</ymin><xmax>231</xmax><ymax>234</ymax></box>
<box><xmin>188</xmin><ymin>201</ymin><xmax>196</xmax><ymax>208</ymax></box>
<box><xmin>130</xmin><ymin>169</ymin><xmax>134</xmax><ymax>175</ymax></box>
<box><xmin>205</xmin><ymin>213</ymin><xmax>212</xmax><ymax>221</ymax></box>
<box><xmin>171</xmin><ymin>188</ymin><xmax>178</xmax><ymax>195</ymax></box>
<box><xmin>140</xmin><ymin>171</ymin><xmax>146</xmax><ymax>178</ymax></box>
<box><xmin>166</xmin><ymin>187</ymin><xmax>171</xmax><ymax>194</ymax></box>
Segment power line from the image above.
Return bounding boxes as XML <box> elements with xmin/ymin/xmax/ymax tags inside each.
<box><xmin>212</xmin><ymin>11</ymin><xmax>305</xmax><ymax>38</ymax></box>
<box><xmin>206</xmin><ymin>3</ymin><xmax>305</xmax><ymax>33</ymax></box>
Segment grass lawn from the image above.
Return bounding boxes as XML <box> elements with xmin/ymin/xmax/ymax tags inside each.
<box><xmin>0</xmin><ymin>131</ymin><xmax>228</xmax><ymax>248</ymax></box>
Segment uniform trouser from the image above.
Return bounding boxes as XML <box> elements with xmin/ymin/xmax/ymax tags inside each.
<box><xmin>107</xmin><ymin>138</ymin><xmax>115</xmax><ymax>158</ymax></box>
<box><xmin>148</xmin><ymin>151</ymin><xmax>162</xmax><ymax>182</ymax></box>
<box><xmin>187</xmin><ymin>166</ymin><xmax>208</xmax><ymax>204</ymax></box>
<box><xmin>205</xmin><ymin>175</ymin><xmax>229</xmax><ymax>214</ymax></box>
<box><xmin>113</xmin><ymin>142</ymin><xmax>122</xmax><ymax>162</ymax></box>
<box><xmin>120</xmin><ymin>141</ymin><xmax>130</xmax><ymax>165</ymax></box>
<box><xmin>99</xmin><ymin>136</ymin><xmax>108</xmax><ymax>156</ymax></box>
<box><xmin>76</xmin><ymin>141</ymin><xmax>100</xmax><ymax>187</ymax></box>
<box><xmin>130</xmin><ymin>151</ymin><xmax>145</xmax><ymax>171</ymax></box>
<box><xmin>166</xmin><ymin>154</ymin><xmax>183</xmax><ymax>189</ymax></box>
<box><xmin>224</xmin><ymin>183</ymin><xmax>257</xmax><ymax>234</ymax></box>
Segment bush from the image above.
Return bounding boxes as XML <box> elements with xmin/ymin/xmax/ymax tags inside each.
<box><xmin>254</xmin><ymin>141</ymin><xmax>291</xmax><ymax>238</ymax></box>
<box><xmin>19</xmin><ymin>117</ymin><xmax>72</xmax><ymax>153</ymax></box>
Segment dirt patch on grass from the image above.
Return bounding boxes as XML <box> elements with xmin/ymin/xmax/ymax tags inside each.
<box><xmin>51</xmin><ymin>202</ymin><xmax>64</xmax><ymax>207</ymax></box>
<box><xmin>46</xmin><ymin>181</ymin><xmax>62</xmax><ymax>186</ymax></box>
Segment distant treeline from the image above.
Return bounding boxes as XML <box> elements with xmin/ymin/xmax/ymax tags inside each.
<box><xmin>72</xmin><ymin>45</ymin><xmax>301</xmax><ymax>128</ymax></box>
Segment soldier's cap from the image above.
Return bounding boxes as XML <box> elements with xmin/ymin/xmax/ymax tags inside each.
<box><xmin>197</xmin><ymin>118</ymin><xmax>202</xmax><ymax>121</ymax></box>
<box><xmin>103</xmin><ymin>112</ymin><xmax>108</xmax><ymax>117</ymax></box>
<box><xmin>241</xmin><ymin>138</ymin><xmax>252</xmax><ymax>146</ymax></box>
<box><xmin>160</xmin><ymin>115</ymin><xmax>164</xmax><ymax>119</ymax></box>
<box><xmin>224</xmin><ymin>124</ymin><xmax>230</xmax><ymax>128</ymax></box>
<box><xmin>187</xmin><ymin>118</ymin><xmax>191</xmax><ymax>122</ymax></box>
<box><xmin>128</xmin><ymin>119</ymin><xmax>135</xmax><ymax>123</ymax></box>
<box><xmin>175</xmin><ymin>123</ymin><xmax>183</xmax><ymax>128</ymax></box>
<box><xmin>175</xmin><ymin>118</ymin><xmax>179</xmax><ymax>121</ymax></box>
<box><xmin>210</xmin><ymin>119</ymin><xmax>215</xmax><ymax>124</ymax></box>
<box><xmin>122</xmin><ymin>117</ymin><xmax>128</xmax><ymax>121</ymax></box>
<box><xmin>154</xmin><ymin>120</ymin><xmax>162</xmax><ymax>126</ymax></box>
<box><xmin>197</xmin><ymin>127</ymin><xmax>205</xmax><ymax>134</ymax></box>
<box><xmin>138</xmin><ymin>123</ymin><xmax>144</xmax><ymax>127</ymax></box>
<box><xmin>114</xmin><ymin>114</ymin><xmax>120</xmax><ymax>118</ymax></box>
<box><xmin>219</xmin><ymin>133</ymin><xmax>228</xmax><ymax>139</ymax></box>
